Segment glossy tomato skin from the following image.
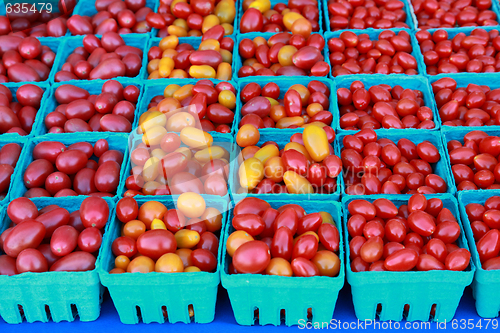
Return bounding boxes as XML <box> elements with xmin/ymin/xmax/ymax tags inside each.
<box><xmin>136</xmin><ymin>229</ymin><xmax>177</xmax><ymax>260</ymax></box>
<box><xmin>232</xmin><ymin>240</ymin><xmax>270</xmax><ymax>274</ymax></box>
<box><xmin>7</xmin><ymin>197</ymin><xmax>38</xmax><ymax>224</ymax></box>
<box><xmin>384</xmin><ymin>248</ymin><xmax>418</xmax><ymax>271</ymax></box>
<box><xmin>50</xmin><ymin>225</ymin><xmax>79</xmax><ymax>257</ymax></box>
<box><xmin>111</xmin><ymin>236</ymin><xmax>137</xmax><ymax>258</ymax></box>
<box><xmin>78</xmin><ymin>227</ymin><xmax>103</xmax><ymax>253</ymax></box>
<box><xmin>80</xmin><ymin>197</ymin><xmax>109</xmax><ymax>229</ymax></box>
<box><xmin>191</xmin><ymin>248</ymin><xmax>217</xmax><ymax>272</ymax></box>
<box><xmin>291</xmin><ymin>257</ymin><xmax>320</xmax><ymax>276</ymax></box>
<box><xmin>16</xmin><ymin>248</ymin><xmax>48</xmax><ymax>273</ymax></box>
<box><xmin>116</xmin><ymin>197</ymin><xmax>139</xmax><ymax>223</ymax></box>
<box><xmin>50</xmin><ymin>251</ymin><xmax>96</xmax><ymax>272</ymax></box>
<box><xmin>3</xmin><ymin>220</ymin><xmax>46</xmax><ymax>257</ymax></box>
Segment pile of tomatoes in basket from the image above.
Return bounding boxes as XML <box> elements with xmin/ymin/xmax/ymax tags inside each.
<box><xmin>348</xmin><ymin>194</ymin><xmax>471</xmax><ymax>272</ymax></box>
<box><xmin>238</xmin><ymin>33</ymin><xmax>329</xmax><ymax>77</ymax></box>
<box><xmin>418</xmin><ymin>29</ymin><xmax>500</xmax><ymax>75</ymax></box>
<box><xmin>240</xmin><ymin>0</ymin><xmax>320</xmax><ymax>33</ymax></box>
<box><xmin>227</xmin><ymin>198</ymin><xmax>341</xmax><ymax>277</ymax></box>
<box><xmin>110</xmin><ymin>195</ymin><xmax>222</xmax><ymax>273</ymax></box>
<box><xmin>0</xmin><ymin>84</ymin><xmax>45</xmax><ymax>135</ymax></box>
<box><xmin>54</xmin><ymin>33</ymin><xmax>143</xmax><ymax>82</ymax></box>
<box><xmin>465</xmin><ymin>197</ymin><xmax>500</xmax><ymax>270</ymax></box>
<box><xmin>0</xmin><ymin>196</ymin><xmax>109</xmax><ymax>275</ymax></box>
<box><xmin>432</xmin><ymin>77</ymin><xmax>500</xmax><ymax>126</ymax></box>
<box><xmin>237</xmin><ymin>124</ymin><xmax>341</xmax><ymax>195</ymax></box>
<box><xmin>329</xmin><ymin>30</ymin><xmax>418</xmax><ymax>76</ymax></box>
<box><xmin>327</xmin><ymin>0</ymin><xmax>410</xmax><ymax>30</ymax></box>
<box><xmin>46</xmin><ymin>80</ymin><xmax>140</xmax><ymax>134</ymax></box>
<box><xmin>147</xmin><ymin>35</ymin><xmax>233</xmax><ymax>80</ymax></box>
<box><xmin>447</xmin><ymin>130</ymin><xmax>500</xmax><ymax>190</ymax></box>
<box><xmin>338</xmin><ymin>80</ymin><xmax>436</xmax><ymax>130</ymax></box>
<box><xmin>411</xmin><ymin>0</ymin><xmax>498</xmax><ymax>29</ymax></box>
<box><xmin>23</xmin><ymin>139</ymin><xmax>123</xmax><ymax>198</ymax></box>
<box><xmin>0</xmin><ymin>143</ymin><xmax>23</xmax><ymax>200</ymax></box>
<box><xmin>239</xmin><ymin>81</ymin><xmax>332</xmax><ymax>129</ymax></box>
<box><xmin>341</xmin><ymin>129</ymin><xmax>447</xmax><ymax>195</ymax></box>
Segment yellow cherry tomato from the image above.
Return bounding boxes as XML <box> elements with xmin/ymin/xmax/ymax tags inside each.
<box><xmin>142</xmin><ymin>157</ymin><xmax>160</xmax><ymax>182</ymax></box>
<box><xmin>202</xmin><ymin>15</ymin><xmax>220</xmax><ymax>33</ymax></box>
<box><xmin>264</xmin><ymin>156</ymin><xmax>285</xmax><ymax>183</ymax></box>
<box><xmin>276</xmin><ymin>116</ymin><xmax>305</xmax><ymax>129</ymax></box>
<box><xmin>172</xmin><ymin>85</ymin><xmax>194</xmax><ymax>101</ymax></box>
<box><xmin>218</xmin><ymin>90</ymin><xmax>236</xmax><ymax>109</ymax></box>
<box><xmin>195</xmin><ymin>146</ymin><xmax>226</xmax><ymax>163</ymax></box>
<box><xmin>311</xmin><ymin>251</ymin><xmax>341</xmax><ymax>277</ymax></box>
<box><xmin>142</xmin><ymin>126</ymin><xmax>167</xmax><ymax>146</ymax></box>
<box><xmin>215</xmin><ymin>0</ymin><xmax>236</xmax><ymax>23</ymax></box>
<box><xmin>166</xmin><ymin>112</ymin><xmax>196</xmax><ymax>132</ymax></box>
<box><xmin>173</xmin><ymin>18</ymin><xmax>188</xmax><ymax>30</ymax></box>
<box><xmin>221</xmin><ymin>23</ymin><xmax>234</xmax><ymax>35</ymax></box>
<box><xmin>283</xmin><ymin>12</ymin><xmax>304</xmax><ymax>30</ymax></box>
<box><xmin>159</xmin><ymin>36</ymin><xmax>179</xmax><ymax>50</ymax></box>
<box><xmin>115</xmin><ymin>255</ymin><xmax>130</xmax><ymax>270</ymax></box>
<box><xmin>147</xmin><ymin>59</ymin><xmax>160</xmax><ymax>74</ymax></box>
<box><xmin>141</xmin><ymin>111</ymin><xmax>166</xmax><ymax>132</ymax></box>
<box><xmin>184</xmin><ymin>266</ymin><xmax>201</xmax><ymax>272</ymax></box>
<box><xmin>239</xmin><ymin>157</ymin><xmax>264</xmax><ymax>190</ymax></box>
<box><xmin>180</xmin><ymin>127</ymin><xmax>213</xmax><ymax>148</ymax></box>
<box><xmin>158</xmin><ymin>57</ymin><xmax>175</xmax><ymax>78</ymax></box>
<box><xmin>164</xmin><ymin>84</ymin><xmax>181</xmax><ymax>98</ymax></box>
<box><xmin>127</xmin><ymin>256</ymin><xmax>155</xmax><ymax>273</ymax></box>
<box><xmin>249</xmin><ymin>0</ymin><xmax>271</xmax><ymax>13</ymax></box>
<box><xmin>265</xmin><ymin>257</ymin><xmax>293</xmax><ymax>276</ymax></box>
<box><xmin>175</xmin><ymin>229</ymin><xmax>201</xmax><ymax>248</ymax></box>
<box><xmin>155</xmin><ymin>253</ymin><xmax>184</xmax><ymax>273</ymax></box>
<box><xmin>303</xmin><ymin>125</ymin><xmax>329</xmax><ymax>162</ymax></box>
<box><xmin>253</xmin><ymin>144</ymin><xmax>279</xmax><ymax>164</ymax></box>
<box><xmin>189</xmin><ymin>65</ymin><xmax>216</xmax><ymax>79</ymax></box>
<box><xmin>161</xmin><ymin>48</ymin><xmax>178</xmax><ymax>60</ymax></box>
<box><xmin>236</xmin><ymin>124</ymin><xmax>260</xmax><ymax>147</ymax></box>
<box><xmin>167</xmin><ymin>25</ymin><xmax>188</xmax><ymax>37</ymax></box>
<box><xmin>217</xmin><ymin>62</ymin><xmax>232</xmax><ymax>80</ymax></box>
<box><xmin>226</xmin><ymin>230</ymin><xmax>254</xmax><ymax>256</ymax></box>
<box><xmin>283</xmin><ymin>170</ymin><xmax>314</xmax><ymax>194</ymax></box>
<box><xmin>278</xmin><ymin>45</ymin><xmax>298</xmax><ymax>66</ymax></box>
<box><xmin>220</xmin><ymin>49</ymin><xmax>233</xmax><ymax>63</ymax></box>
<box><xmin>199</xmin><ymin>39</ymin><xmax>220</xmax><ymax>51</ymax></box>
<box><xmin>177</xmin><ymin>192</ymin><xmax>206</xmax><ymax>218</ymax></box>
<box><xmin>320</xmin><ymin>212</ymin><xmax>336</xmax><ymax>226</ymax></box>
<box><xmin>151</xmin><ymin>218</ymin><xmax>167</xmax><ymax>230</ymax></box>
<box><xmin>289</xmin><ymin>84</ymin><xmax>310</xmax><ymax>105</ymax></box>
<box><xmin>170</xmin><ymin>69</ymin><xmax>189</xmax><ymax>78</ymax></box>
<box><xmin>253</xmin><ymin>36</ymin><xmax>267</xmax><ymax>47</ymax></box>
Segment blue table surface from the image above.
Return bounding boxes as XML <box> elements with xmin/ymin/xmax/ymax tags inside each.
<box><xmin>1</xmin><ymin>284</ymin><xmax>496</xmax><ymax>332</ymax></box>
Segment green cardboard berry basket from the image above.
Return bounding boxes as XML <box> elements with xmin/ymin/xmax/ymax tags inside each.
<box><xmin>221</xmin><ymin>197</ymin><xmax>345</xmax><ymax>326</ymax></box>
<box><xmin>342</xmin><ymin>194</ymin><xmax>475</xmax><ymax>322</ymax></box>
<box><xmin>458</xmin><ymin>190</ymin><xmax>500</xmax><ymax>318</ymax></box>
<box><xmin>98</xmin><ymin>195</ymin><xmax>228</xmax><ymax>324</ymax></box>
<box><xmin>0</xmin><ymin>196</ymin><xmax>115</xmax><ymax>324</ymax></box>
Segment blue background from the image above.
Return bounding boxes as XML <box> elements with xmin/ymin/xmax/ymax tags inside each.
<box><xmin>0</xmin><ymin>285</ymin><xmax>491</xmax><ymax>332</ymax></box>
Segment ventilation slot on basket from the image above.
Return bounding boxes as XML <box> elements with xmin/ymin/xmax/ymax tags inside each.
<box><xmin>17</xmin><ymin>305</ymin><xmax>25</xmax><ymax>322</ymax></box>
<box><xmin>429</xmin><ymin>304</ymin><xmax>437</xmax><ymax>321</ymax></box>
<box><xmin>307</xmin><ymin>308</ymin><xmax>313</xmax><ymax>322</ymax></box>
<box><xmin>253</xmin><ymin>307</ymin><xmax>259</xmax><ymax>325</ymax></box>
<box><xmin>188</xmin><ymin>304</ymin><xmax>195</xmax><ymax>323</ymax></box>
<box><xmin>375</xmin><ymin>303</ymin><xmax>382</xmax><ymax>320</ymax></box>
<box><xmin>71</xmin><ymin>304</ymin><xmax>78</xmax><ymax>319</ymax></box>
<box><xmin>161</xmin><ymin>306</ymin><xmax>168</xmax><ymax>323</ymax></box>
<box><xmin>136</xmin><ymin>306</ymin><xmax>143</xmax><ymax>323</ymax></box>
<box><xmin>403</xmin><ymin>304</ymin><xmax>410</xmax><ymax>319</ymax></box>
<box><xmin>45</xmin><ymin>305</ymin><xmax>52</xmax><ymax>321</ymax></box>
<box><xmin>280</xmin><ymin>309</ymin><xmax>286</xmax><ymax>325</ymax></box>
